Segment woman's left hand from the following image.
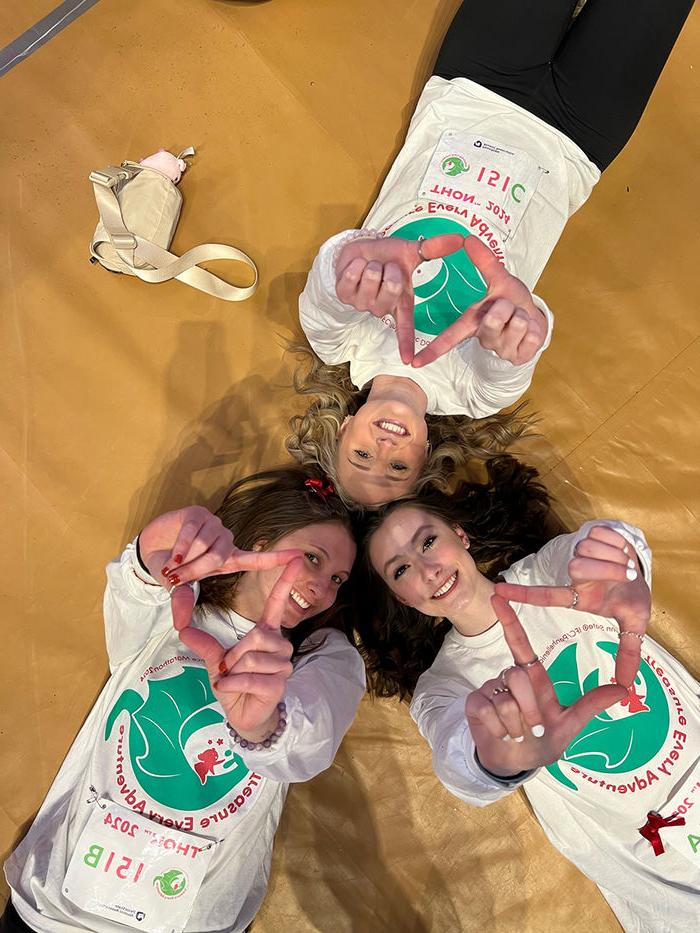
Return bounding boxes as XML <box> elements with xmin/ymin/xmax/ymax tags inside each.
<box><xmin>495</xmin><ymin>524</ymin><xmax>651</xmax><ymax>687</ymax></box>
<box><xmin>177</xmin><ymin>558</ymin><xmax>302</xmax><ymax>742</ymax></box>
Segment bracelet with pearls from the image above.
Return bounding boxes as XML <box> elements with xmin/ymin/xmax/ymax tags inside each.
<box><xmin>226</xmin><ymin>702</ymin><xmax>287</xmax><ymax>751</ymax></box>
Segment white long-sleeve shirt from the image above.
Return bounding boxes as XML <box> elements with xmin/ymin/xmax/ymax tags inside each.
<box><xmin>411</xmin><ymin>521</ymin><xmax>700</xmax><ymax>932</ymax></box>
<box><xmin>300</xmin><ymin>75</ymin><xmax>600</xmax><ymax>418</ymax></box>
<box><xmin>5</xmin><ymin>543</ymin><xmax>365</xmax><ymax>933</ymax></box>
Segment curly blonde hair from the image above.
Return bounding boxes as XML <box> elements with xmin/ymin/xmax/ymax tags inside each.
<box><xmin>285</xmin><ymin>346</ymin><xmax>535</xmax><ymax>509</ymax></box>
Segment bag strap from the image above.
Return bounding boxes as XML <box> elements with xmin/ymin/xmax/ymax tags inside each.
<box><xmin>90</xmin><ymin>166</ymin><xmax>258</xmax><ymax>302</ymax></box>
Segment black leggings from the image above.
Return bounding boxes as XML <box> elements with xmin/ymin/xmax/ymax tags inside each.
<box><xmin>434</xmin><ymin>0</ymin><xmax>694</xmax><ymax>170</ymax></box>
<box><xmin>0</xmin><ymin>902</ymin><xmax>34</xmax><ymax>933</ymax></box>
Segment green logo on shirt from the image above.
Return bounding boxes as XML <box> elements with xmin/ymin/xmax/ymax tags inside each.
<box><xmin>105</xmin><ymin>666</ymin><xmax>249</xmax><ymax>810</ymax></box>
<box><xmin>441</xmin><ymin>155</ymin><xmax>470</xmax><ymax>177</ymax></box>
<box><xmin>545</xmin><ymin>642</ymin><xmax>669</xmax><ymax>791</ymax></box>
<box><xmin>154</xmin><ymin>868</ymin><xmax>188</xmax><ymax>899</ymax></box>
<box><xmin>389</xmin><ymin>217</ymin><xmax>487</xmax><ymax>336</ymax></box>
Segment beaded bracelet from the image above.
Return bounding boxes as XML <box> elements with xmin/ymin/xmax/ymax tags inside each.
<box><xmin>226</xmin><ymin>702</ymin><xmax>287</xmax><ymax>751</ymax></box>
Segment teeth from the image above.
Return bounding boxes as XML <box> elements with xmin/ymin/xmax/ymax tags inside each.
<box><xmin>290</xmin><ymin>588</ymin><xmax>310</xmax><ymax>610</ymax></box>
<box><xmin>433</xmin><ymin>573</ymin><xmax>457</xmax><ymax>599</ymax></box>
<box><xmin>377</xmin><ymin>421</ymin><xmax>407</xmax><ymax>435</ymax></box>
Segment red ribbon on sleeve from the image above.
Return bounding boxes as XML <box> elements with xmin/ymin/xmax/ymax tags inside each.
<box><xmin>304</xmin><ymin>478</ymin><xmax>335</xmax><ymax>500</ymax></box>
<box><xmin>638</xmin><ymin>810</ymin><xmax>686</xmax><ymax>856</ymax></box>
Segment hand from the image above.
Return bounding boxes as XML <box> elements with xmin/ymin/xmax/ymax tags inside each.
<box><xmin>466</xmin><ymin>595</ymin><xmax>626</xmax><ymax>778</ymax></box>
<box><xmin>495</xmin><ymin>524</ymin><xmax>650</xmax><ymax>687</ymax></box>
<box><xmin>178</xmin><ymin>557</ymin><xmax>302</xmax><ymax>741</ymax></box>
<box><xmin>411</xmin><ymin>235</ymin><xmax>547</xmax><ymax>368</ymax></box>
<box><xmin>138</xmin><ymin>506</ymin><xmax>302</xmax><ymax>630</ymax></box>
<box><xmin>335</xmin><ymin>233</ymin><xmax>464</xmax><ymax>364</ymax></box>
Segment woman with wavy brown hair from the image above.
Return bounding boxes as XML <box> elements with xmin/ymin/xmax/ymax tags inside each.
<box><xmin>3</xmin><ymin>468</ymin><xmax>365</xmax><ymax>933</ymax></box>
<box><xmin>357</xmin><ymin>457</ymin><xmax>700</xmax><ymax>929</ymax></box>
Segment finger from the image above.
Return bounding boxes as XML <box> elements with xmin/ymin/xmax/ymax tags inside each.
<box><xmin>395</xmin><ymin>289</ymin><xmax>416</xmax><ymax>365</ymax></box>
<box><xmin>214</xmin><ymin>671</ymin><xmax>287</xmax><ymax>700</ymax></box>
<box><xmin>495</xmin><ymin>581</ymin><xmax>580</xmax><ymax>609</ymax></box>
<box><xmin>167</xmin><ymin>531</ymin><xmax>236</xmax><ymax>585</ymax></box>
<box><xmin>465</xmin><ymin>690</ymin><xmax>510</xmax><ymax>741</ymax></box>
<box><xmin>503</xmin><ymin>666</ymin><xmax>545</xmax><ymax>736</ymax></box>
<box><xmin>413</xmin><ymin>233</ymin><xmax>465</xmax><ymax>263</ymax></box>
<box><xmin>222</xmin><ymin>628</ymin><xmax>293</xmax><ymax>672</ymax></box>
<box><xmin>354</xmin><ymin>261</ymin><xmax>384</xmax><ymax>310</ymax></box>
<box><xmin>491</xmin><ymin>690</ymin><xmax>526</xmax><ymax>742</ymax></box>
<box><xmin>574</xmin><ymin>538</ymin><xmax>630</xmax><ymax>567</ymax></box>
<box><xmin>514</xmin><ymin>318</ymin><xmax>546</xmax><ymax>364</ymax></box>
<box><xmin>370</xmin><ymin>262</ymin><xmax>404</xmax><ymax>318</ymax></box>
<box><xmin>178</xmin><ymin>626</ymin><xmax>226</xmax><ymax>678</ymax></box>
<box><xmin>170</xmin><ymin>584</ymin><xmax>197</xmax><ymax>631</ymax></box>
<box><xmin>163</xmin><ymin>514</ymin><xmax>209</xmax><ymax>574</ymax></box>
<box><xmin>586</xmin><ymin>525</ymin><xmax>631</xmax><ymax>552</ymax></box>
<box><xmin>569</xmin><ymin>556</ymin><xmax>637</xmax><ymax>583</ymax></box>
<box><xmin>258</xmin><ymin>557</ymin><xmax>304</xmax><ymax>631</ymax></box>
<box><xmin>218</xmin><ymin>547</ymin><xmax>304</xmax><ymax>576</ymax></box>
<box><xmin>492</xmin><ymin>594</ymin><xmax>539</xmax><ymax>666</ymax></box>
<box><xmin>410</xmin><ymin>309</ymin><xmax>480</xmax><ymax>368</ymax></box>
<box><xmin>614</xmin><ymin>633</ymin><xmax>643</xmax><ymax>689</ymax></box>
<box><xmin>492</xmin><ymin>595</ymin><xmax>557</xmax><ymax>704</ymax></box>
<box><xmin>566</xmin><ymin>684</ymin><xmax>628</xmax><ymax>736</ymax></box>
<box><xmin>228</xmin><ymin>650</ymin><xmax>293</xmax><ymax>677</ymax></box>
<box><xmin>336</xmin><ymin>256</ymin><xmax>367</xmax><ymax>304</ymax></box>
<box><xmin>493</xmin><ymin>307</ymin><xmax>530</xmax><ymax>360</ymax></box>
<box><xmin>475</xmin><ymin>299</ymin><xmax>516</xmax><ymax>349</ymax></box>
<box><xmin>462</xmin><ymin>233</ymin><xmax>504</xmax><ymax>286</ymax></box>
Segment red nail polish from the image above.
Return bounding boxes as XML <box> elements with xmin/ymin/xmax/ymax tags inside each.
<box><xmin>213</xmin><ymin>680</ymin><xmax>220</xmax><ymax>691</ymax></box>
<box><xmin>218</xmin><ymin>661</ymin><xmax>229</xmax><ymax>676</ymax></box>
<box><xmin>162</xmin><ymin>566</ymin><xmax>171</xmax><ymax>577</ymax></box>
<box><xmin>169</xmin><ymin>574</ymin><xmax>181</xmax><ymax>586</ymax></box>
<box><xmin>174</xmin><ymin>554</ymin><xmax>183</xmax><ymax>565</ymax></box>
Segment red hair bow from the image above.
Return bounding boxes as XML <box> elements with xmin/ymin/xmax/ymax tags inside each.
<box><xmin>304</xmin><ymin>478</ymin><xmax>335</xmax><ymax>500</ymax></box>
<box><xmin>638</xmin><ymin>810</ymin><xmax>686</xmax><ymax>856</ymax></box>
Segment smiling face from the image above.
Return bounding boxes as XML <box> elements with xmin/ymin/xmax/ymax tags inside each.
<box><xmin>368</xmin><ymin>506</ymin><xmax>486</xmax><ymax>618</ymax></box>
<box><xmin>335</xmin><ymin>400</ymin><xmax>429</xmax><ymax>506</ymax></box>
<box><xmin>233</xmin><ymin>521</ymin><xmax>357</xmax><ymax>628</ymax></box>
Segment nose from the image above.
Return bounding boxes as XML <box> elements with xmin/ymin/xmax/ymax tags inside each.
<box><xmin>305</xmin><ymin>574</ymin><xmax>330</xmax><ymax>603</ymax></box>
<box><xmin>374</xmin><ymin>433</ymin><xmax>399</xmax><ymax>448</ymax></box>
<box><xmin>422</xmin><ymin>559</ymin><xmax>442</xmax><ymax>585</ymax></box>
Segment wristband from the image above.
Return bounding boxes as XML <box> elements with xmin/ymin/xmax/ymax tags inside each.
<box><xmin>474</xmin><ymin>747</ymin><xmax>534</xmax><ymax>786</ymax></box>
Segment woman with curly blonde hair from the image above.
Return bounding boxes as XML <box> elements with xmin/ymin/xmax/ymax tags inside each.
<box><xmin>289</xmin><ymin>0</ymin><xmax>692</xmax><ymax>509</ymax></box>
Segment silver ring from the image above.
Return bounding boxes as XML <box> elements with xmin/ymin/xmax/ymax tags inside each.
<box><xmin>568</xmin><ymin>585</ymin><xmax>580</xmax><ymax>610</ymax></box>
<box><xmin>619</xmin><ymin>631</ymin><xmax>644</xmax><ymax>642</ymax></box>
<box><xmin>500</xmin><ymin>665</ymin><xmax>518</xmax><ymax>686</ymax></box>
<box><xmin>416</xmin><ymin>235</ymin><xmax>427</xmax><ymax>263</ymax></box>
<box><xmin>491</xmin><ymin>686</ymin><xmax>511</xmax><ymax>697</ymax></box>
<box><xmin>518</xmin><ymin>658</ymin><xmax>539</xmax><ymax>669</ymax></box>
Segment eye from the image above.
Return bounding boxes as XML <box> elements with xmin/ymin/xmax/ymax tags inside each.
<box><xmin>422</xmin><ymin>535</ymin><xmax>436</xmax><ymax>551</ymax></box>
<box><xmin>393</xmin><ymin>564</ymin><xmax>409</xmax><ymax>581</ymax></box>
<box><xmin>390</xmin><ymin>462</ymin><xmax>408</xmax><ymax>472</ymax></box>
<box><xmin>305</xmin><ymin>552</ymin><xmax>320</xmax><ymax>565</ymax></box>
<box><xmin>331</xmin><ymin>574</ymin><xmax>343</xmax><ymax>586</ymax></box>
<box><xmin>354</xmin><ymin>449</ymin><xmax>371</xmax><ymax>460</ymax></box>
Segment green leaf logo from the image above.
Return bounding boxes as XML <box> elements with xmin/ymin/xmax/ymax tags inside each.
<box><xmin>154</xmin><ymin>868</ymin><xmax>187</xmax><ymax>899</ymax></box>
<box><xmin>105</xmin><ymin>666</ymin><xmax>249</xmax><ymax>810</ymax></box>
<box><xmin>545</xmin><ymin>641</ymin><xmax>669</xmax><ymax>791</ymax></box>
<box><xmin>441</xmin><ymin>156</ymin><xmax>470</xmax><ymax>177</ymax></box>
<box><xmin>390</xmin><ymin>218</ymin><xmax>487</xmax><ymax>336</ymax></box>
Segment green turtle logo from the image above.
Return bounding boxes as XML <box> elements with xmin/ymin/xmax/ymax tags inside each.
<box><xmin>545</xmin><ymin>641</ymin><xmax>669</xmax><ymax>791</ymax></box>
<box><xmin>390</xmin><ymin>217</ymin><xmax>487</xmax><ymax>335</ymax></box>
<box><xmin>154</xmin><ymin>868</ymin><xmax>188</xmax><ymax>899</ymax></box>
<box><xmin>441</xmin><ymin>156</ymin><xmax>470</xmax><ymax>177</ymax></box>
<box><xmin>105</xmin><ymin>666</ymin><xmax>248</xmax><ymax>810</ymax></box>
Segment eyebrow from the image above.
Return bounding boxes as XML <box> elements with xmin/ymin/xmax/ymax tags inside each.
<box><xmin>347</xmin><ymin>459</ymin><xmax>409</xmax><ymax>483</ymax></box>
<box><xmin>382</xmin><ymin>524</ymin><xmax>434</xmax><ymax>576</ymax></box>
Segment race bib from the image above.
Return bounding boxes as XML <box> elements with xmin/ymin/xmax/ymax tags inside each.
<box><xmin>419</xmin><ymin>131</ymin><xmax>546</xmax><ymax>239</ymax></box>
<box><xmin>63</xmin><ymin>798</ymin><xmax>216</xmax><ymax>933</ymax></box>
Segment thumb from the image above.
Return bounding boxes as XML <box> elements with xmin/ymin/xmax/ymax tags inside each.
<box><xmin>171</xmin><ymin>584</ymin><xmax>196</xmax><ymax>631</ymax></box>
<box><xmin>416</xmin><ymin>233</ymin><xmax>465</xmax><ymax>263</ymax></box>
<box><xmin>463</xmin><ymin>234</ymin><xmax>503</xmax><ymax>286</ymax></box>
<box><xmin>567</xmin><ymin>684</ymin><xmax>627</xmax><ymax>735</ymax></box>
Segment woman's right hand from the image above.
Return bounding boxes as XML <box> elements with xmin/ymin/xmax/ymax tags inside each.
<box><xmin>138</xmin><ymin>506</ymin><xmax>302</xmax><ymax>629</ymax></box>
<box><xmin>465</xmin><ymin>595</ymin><xmax>627</xmax><ymax>778</ymax></box>
<box><xmin>335</xmin><ymin>234</ymin><xmax>464</xmax><ymax>364</ymax></box>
